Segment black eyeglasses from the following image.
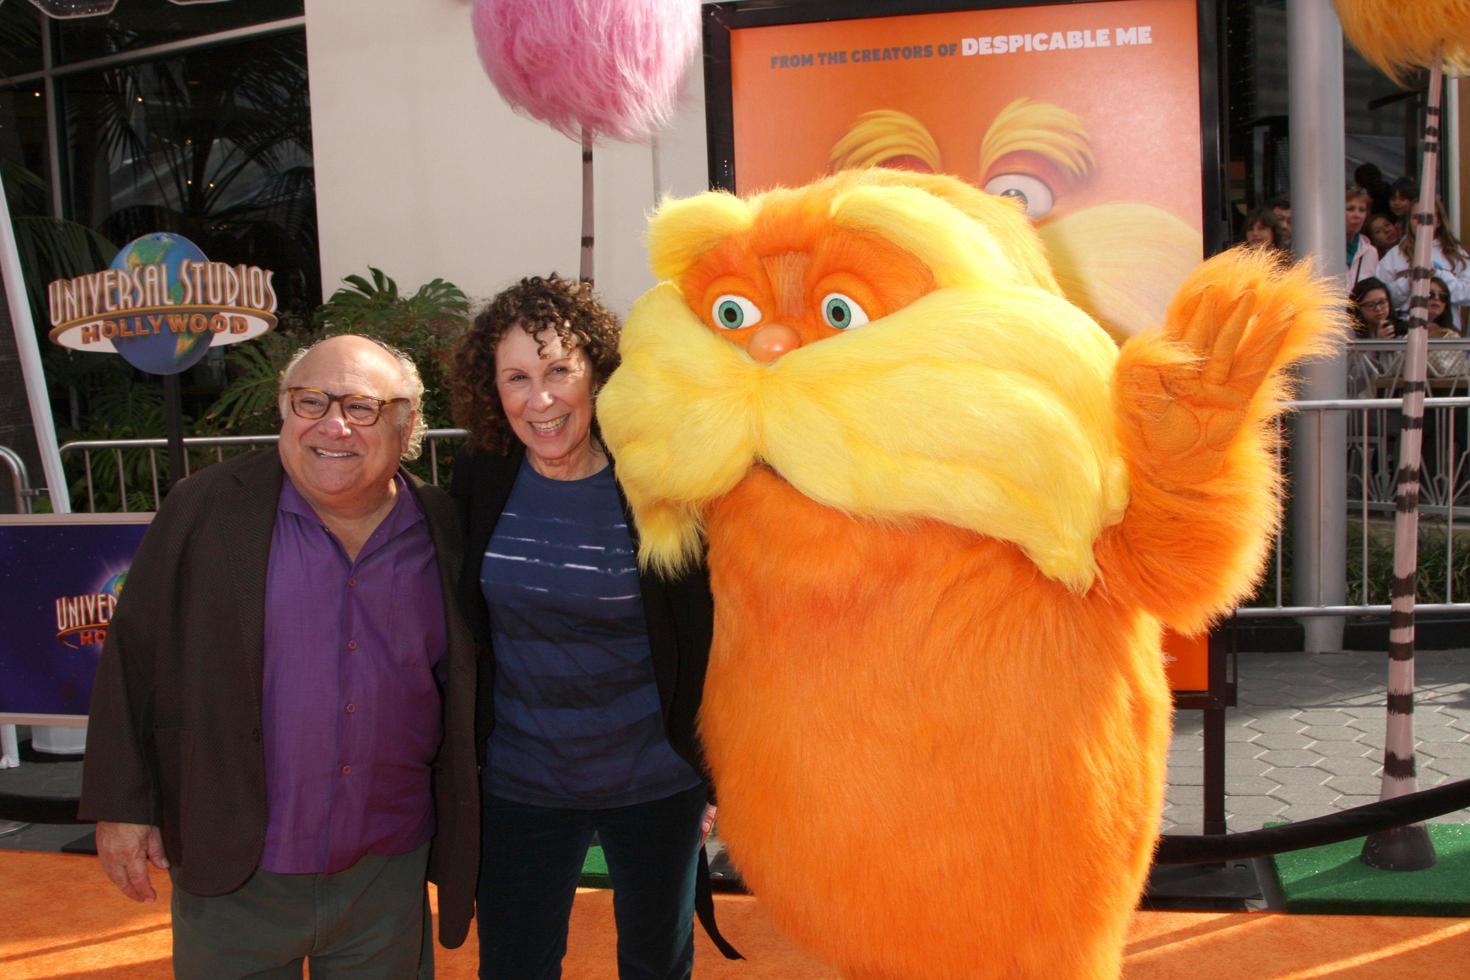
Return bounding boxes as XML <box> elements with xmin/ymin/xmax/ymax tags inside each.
<box><xmin>1429</xmin><ymin>292</ymin><xmax>1450</xmax><ymax>302</ymax></box>
<box><xmin>286</xmin><ymin>387</ymin><xmax>407</xmax><ymax>425</ymax></box>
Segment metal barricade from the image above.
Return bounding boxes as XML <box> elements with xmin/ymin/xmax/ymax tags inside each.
<box><xmin>35</xmin><ymin>368</ymin><xmax>1470</xmax><ymax>620</ymax></box>
<box><xmin>56</xmin><ymin>429</ymin><xmax>472</xmax><ymax>512</ymax></box>
<box><xmin>0</xmin><ymin>445</ymin><xmax>35</xmax><ymax>514</ymax></box>
<box><xmin>1237</xmin><ymin>389</ymin><xmax>1470</xmax><ymax>620</ymax></box>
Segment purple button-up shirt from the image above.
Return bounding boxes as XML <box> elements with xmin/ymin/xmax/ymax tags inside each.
<box><xmin>259</xmin><ymin>473</ymin><xmax>446</xmax><ymax>874</ymax></box>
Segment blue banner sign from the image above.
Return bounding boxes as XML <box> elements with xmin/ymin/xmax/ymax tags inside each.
<box><xmin>0</xmin><ymin>515</ymin><xmax>151</xmax><ymax>721</ymax></box>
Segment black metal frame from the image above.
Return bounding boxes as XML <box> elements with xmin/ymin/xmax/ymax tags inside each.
<box><xmin>1171</xmin><ymin>627</ymin><xmax>1237</xmax><ymax>837</ymax></box>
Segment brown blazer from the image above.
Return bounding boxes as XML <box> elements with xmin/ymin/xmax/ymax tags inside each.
<box><xmin>78</xmin><ymin>449</ymin><xmax>480</xmax><ymax>948</ymax></box>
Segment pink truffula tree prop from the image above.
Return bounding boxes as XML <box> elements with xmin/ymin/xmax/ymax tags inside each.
<box><xmin>471</xmin><ymin>0</ymin><xmax>700</xmax><ymax>284</ymax></box>
<box><xmin>1332</xmin><ymin>0</ymin><xmax>1470</xmax><ymax>870</ymax></box>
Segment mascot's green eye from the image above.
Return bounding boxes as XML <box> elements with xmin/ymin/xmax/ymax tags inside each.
<box><xmin>821</xmin><ymin>293</ymin><xmax>870</xmax><ymax>330</ymax></box>
<box><xmin>712</xmin><ymin>295</ymin><xmax>762</xmax><ymax>330</ymax></box>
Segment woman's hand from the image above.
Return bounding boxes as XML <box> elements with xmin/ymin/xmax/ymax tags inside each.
<box><xmin>700</xmin><ymin>804</ymin><xmax>718</xmax><ymax>843</ymax></box>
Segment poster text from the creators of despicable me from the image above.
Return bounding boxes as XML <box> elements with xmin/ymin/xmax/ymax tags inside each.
<box><xmin>728</xmin><ymin>0</ymin><xmax>1204</xmax><ymax>240</ymax></box>
<box><xmin>725</xmin><ymin>0</ymin><xmax>1212</xmax><ymax>692</ymax></box>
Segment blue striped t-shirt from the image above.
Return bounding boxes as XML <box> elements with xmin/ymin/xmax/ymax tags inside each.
<box><xmin>481</xmin><ymin>459</ymin><xmax>701</xmax><ymax>808</ymax></box>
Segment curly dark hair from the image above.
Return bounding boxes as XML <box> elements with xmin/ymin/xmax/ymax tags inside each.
<box><xmin>449</xmin><ymin>274</ymin><xmax>622</xmax><ymax>454</ymax></box>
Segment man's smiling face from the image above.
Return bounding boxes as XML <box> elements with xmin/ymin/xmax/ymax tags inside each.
<box><xmin>277</xmin><ymin>336</ymin><xmax>412</xmax><ymax>517</ymax></box>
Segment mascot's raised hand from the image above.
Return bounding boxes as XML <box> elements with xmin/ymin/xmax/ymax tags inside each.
<box><xmin>1101</xmin><ymin>250</ymin><xmax>1340</xmax><ymax>635</ymax></box>
<box><xmin>598</xmin><ymin>169</ymin><xmax>1342</xmax><ymax>980</ymax></box>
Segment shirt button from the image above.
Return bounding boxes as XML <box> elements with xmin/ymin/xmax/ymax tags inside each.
<box><xmin>341</xmin><ymin>765</ymin><xmax>351</xmax><ymax>775</ymax></box>
<box><xmin>348</xmin><ymin>577</ymin><xmax>358</xmax><ymax>588</ymax></box>
<box><xmin>346</xmin><ymin>703</ymin><xmax>356</xmax><ymax>714</ymax></box>
<box><xmin>346</xmin><ymin>639</ymin><xmax>358</xmax><ymax>651</ymax></box>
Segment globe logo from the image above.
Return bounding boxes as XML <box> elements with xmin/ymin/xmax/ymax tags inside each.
<box><xmin>108</xmin><ymin>233</ymin><xmax>211</xmax><ymax>375</ymax></box>
<box><xmin>46</xmin><ymin>232</ymin><xmax>276</xmax><ymax>371</ymax></box>
<box><xmin>101</xmin><ymin>571</ymin><xmax>127</xmax><ymax>601</ymax></box>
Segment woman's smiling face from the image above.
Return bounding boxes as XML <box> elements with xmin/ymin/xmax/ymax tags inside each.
<box><xmin>494</xmin><ymin>326</ymin><xmax>599</xmax><ymax>476</ymax></box>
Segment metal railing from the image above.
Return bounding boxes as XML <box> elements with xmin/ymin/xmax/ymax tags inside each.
<box><xmin>1203</xmin><ymin>339</ymin><xmax>1470</xmax><ymax>619</ymax></box>
<box><xmin>1238</xmin><ymin>392</ymin><xmax>1469</xmax><ymax>619</ymax></box>
<box><xmin>56</xmin><ymin>429</ymin><xmax>471</xmax><ymax>512</ymax></box>
<box><xmin>19</xmin><ymin>372</ymin><xmax>1470</xmax><ymax>618</ymax></box>
<box><xmin>0</xmin><ymin>445</ymin><xmax>35</xmax><ymax>514</ymax></box>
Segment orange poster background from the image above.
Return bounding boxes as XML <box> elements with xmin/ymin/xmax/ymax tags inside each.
<box><xmin>728</xmin><ymin>0</ymin><xmax>1203</xmax><ymax>233</ymax></box>
<box><xmin>723</xmin><ymin>1</ymin><xmax>1213</xmax><ymax>691</ymax></box>
<box><xmin>1162</xmin><ymin>629</ymin><xmax>1210</xmax><ymax>693</ymax></box>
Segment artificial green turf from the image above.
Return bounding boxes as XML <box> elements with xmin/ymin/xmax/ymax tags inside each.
<box><xmin>580</xmin><ymin>844</ymin><xmax>611</xmax><ymax>888</ymax></box>
<box><xmin>1269</xmin><ymin>823</ymin><xmax>1470</xmax><ymax>915</ymax></box>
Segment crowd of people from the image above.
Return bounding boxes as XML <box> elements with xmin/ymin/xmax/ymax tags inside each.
<box><xmin>1243</xmin><ymin>165</ymin><xmax>1470</xmax><ymax>340</ymax></box>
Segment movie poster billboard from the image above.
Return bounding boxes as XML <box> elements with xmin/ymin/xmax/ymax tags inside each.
<box><xmin>703</xmin><ymin>0</ymin><xmax>1225</xmax><ymax>342</ymax></box>
<box><xmin>703</xmin><ymin>0</ymin><xmax>1224</xmax><ymax>692</ymax></box>
<box><xmin>0</xmin><ymin>515</ymin><xmax>151</xmax><ymax>722</ymax></box>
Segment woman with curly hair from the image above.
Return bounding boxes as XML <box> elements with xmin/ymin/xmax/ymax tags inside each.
<box><xmin>448</xmin><ymin>274</ymin><xmax>716</xmax><ymax>979</ymax></box>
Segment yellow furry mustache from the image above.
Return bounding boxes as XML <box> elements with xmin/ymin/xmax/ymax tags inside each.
<box><xmin>597</xmin><ymin>282</ymin><xmax>1132</xmax><ymax>592</ymax></box>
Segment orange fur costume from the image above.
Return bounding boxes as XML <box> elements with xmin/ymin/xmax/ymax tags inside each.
<box><xmin>597</xmin><ymin>170</ymin><xmax>1343</xmax><ymax>979</ymax></box>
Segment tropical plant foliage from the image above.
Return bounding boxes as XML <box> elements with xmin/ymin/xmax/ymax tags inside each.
<box><xmin>207</xmin><ymin>267</ymin><xmax>471</xmax><ymax>439</ymax></box>
<box><xmin>1</xmin><ymin>161</ymin><xmax>116</xmax><ymax>330</ymax></box>
<box><xmin>314</xmin><ymin>268</ymin><xmax>471</xmax><ymax>432</ymax></box>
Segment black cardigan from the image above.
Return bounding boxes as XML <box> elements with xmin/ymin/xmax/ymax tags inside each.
<box><xmin>450</xmin><ymin>444</ymin><xmax>715</xmax><ymax>778</ymax></box>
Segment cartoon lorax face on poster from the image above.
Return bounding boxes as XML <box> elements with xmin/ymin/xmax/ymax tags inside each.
<box><xmin>723</xmin><ymin>0</ymin><xmax>1208</xmax><ymax>340</ymax></box>
<box><xmin>825</xmin><ymin>98</ymin><xmax>1200</xmax><ymax>341</ymax></box>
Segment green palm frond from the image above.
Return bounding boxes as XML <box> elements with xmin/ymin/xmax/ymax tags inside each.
<box><xmin>206</xmin><ymin>329</ymin><xmax>312</xmax><ymax>431</ymax></box>
<box><xmin>308</xmin><ymin>268</ymin><xmax>471</xmax><ymax>437</ymax></box>
<box><xmin>2</xmin><ymin>161</ymin><xmax>117</xmax><ymax>329</ymax></box>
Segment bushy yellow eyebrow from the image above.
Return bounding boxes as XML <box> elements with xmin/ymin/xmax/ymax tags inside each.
<box><xmin>979</xmin><ymin>98</ymin><xmax>1094</xmax><ymax>182</ymax></box>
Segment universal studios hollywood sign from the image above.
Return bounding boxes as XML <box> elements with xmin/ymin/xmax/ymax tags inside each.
<box><xmin>48</xmin><ymin>232</ymin><xmax>276</xmax><ymax>375</ymax></box>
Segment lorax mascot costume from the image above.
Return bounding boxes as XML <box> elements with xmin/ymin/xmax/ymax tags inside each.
<box><xmin>597</xmin><ymin>169</ymin><xmax>1342</xmax><ymax>979</ymax></box>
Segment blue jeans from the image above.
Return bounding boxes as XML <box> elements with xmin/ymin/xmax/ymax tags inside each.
<box><xmin>476</xmin><ymin>783</ymin><xmax>706</xmax><ymax>980</ymax></box>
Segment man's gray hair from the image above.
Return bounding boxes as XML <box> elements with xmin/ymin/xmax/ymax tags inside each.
<box><xmin>278</xmin><ymin>335</ymin><xmax>428</xmax><ymax>460</ymax></box>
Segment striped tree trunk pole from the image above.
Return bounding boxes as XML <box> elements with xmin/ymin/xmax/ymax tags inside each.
<box><xmin>1360</xmin><ymin>53</ymin><xmax>1443</xmax><ymax>871</ymax></box>
<box><xmin>580</xmin><ymin>129</ymin><xmax>595</xmax><ymax>285</ymax></box>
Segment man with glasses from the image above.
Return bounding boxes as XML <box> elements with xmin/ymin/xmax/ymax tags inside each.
<box><xmin>79</xmin><ymin>335</ymin><xmax>477</xmax><ymax>979</ymax></box>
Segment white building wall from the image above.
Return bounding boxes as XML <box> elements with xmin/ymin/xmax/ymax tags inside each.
<box><xmin>303</xmin><ymin>0</ymin><xmax>709</xmax><ymax>317</ymax></box>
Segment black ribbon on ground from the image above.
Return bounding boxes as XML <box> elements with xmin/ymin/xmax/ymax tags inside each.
<box><xmin>0</xmin><ymin>793</ymin><xmax>84</xmax><ymax>825</ymax></box>
<box><xmin>1155</xmin><ymin>776</ymin><xmax>1470</xmax><ymax>864</ymax></box>
<box><xmin>695</xmin><ymin>847</ymin><xmax>742</xmax><ymax>959</ymax></box>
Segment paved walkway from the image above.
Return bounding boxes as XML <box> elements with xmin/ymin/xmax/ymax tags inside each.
<box><xmin>1164</xmin><ymin>648</ymin><xmax>1470</xmax><ymax>834</ymax></box>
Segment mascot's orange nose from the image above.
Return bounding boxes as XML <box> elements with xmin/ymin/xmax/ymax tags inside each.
<box><xmin>747</xmin><ymin>323</ymin><xmax>801</xmax><ymax>362</ymax></box>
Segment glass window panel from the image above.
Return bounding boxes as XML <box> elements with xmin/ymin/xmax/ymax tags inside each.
<box><xmin>0</xmin><ymin>2</ymin><xmax>45</xmax><ymax>78</ymax></box>
<box><xmin>0</xmin><ymin>83</ymin><xmax>52</xmax><ymax>205</ymax></box>
<box><xmin>55</xmin><ymin>0</ymin><xmax>301</xmax><ymax>65</ymax></box>
<box><xmin>63</xmin><ymin>30</ymin><xmax>319</xmax><ymax>315</ymax></box>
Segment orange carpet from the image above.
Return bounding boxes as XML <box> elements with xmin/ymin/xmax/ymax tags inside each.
<box><xmin>4</xmin><ymin>850</ymin><xmax>1470</xmax><ymax>978</ymax></box>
